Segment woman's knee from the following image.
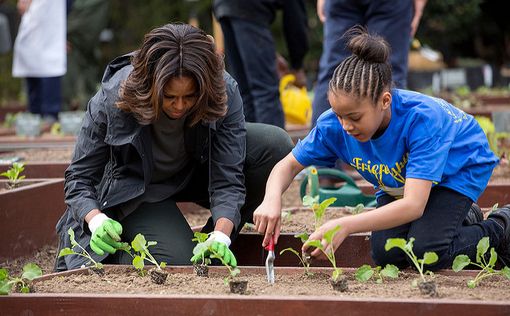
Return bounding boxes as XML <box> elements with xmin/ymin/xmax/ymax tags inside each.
<box><xmin>246</xmin><ymin>122</ymin><xmax>293</xmax><ymax>166</ymax></box>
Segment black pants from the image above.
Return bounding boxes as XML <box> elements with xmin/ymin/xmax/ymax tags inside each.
<box><xmin>370</xmin><ymin>187</ymin><xmax>504</xmax><ymax>271</ymax></box>
<box><xmin>106</xmin><ymin>123</ymin><xmax>293</xmax><ymax>265</ymax></box>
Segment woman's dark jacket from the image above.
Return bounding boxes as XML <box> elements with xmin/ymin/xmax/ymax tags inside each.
<box><xmin>55</xmin><ymin>54</ymin><xmax>246</xmax><ymax>270</ymax></box>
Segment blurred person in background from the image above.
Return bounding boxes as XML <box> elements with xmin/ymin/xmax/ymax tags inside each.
<box><xmin>12</xmin><ymin>0</ymin><xmax>67</xmax><ymax>123</ymax></box>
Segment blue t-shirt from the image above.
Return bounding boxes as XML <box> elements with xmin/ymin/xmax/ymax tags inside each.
<box><xmin>293</xmin><ymin>89</ymin><xmax>499</xmax><ymax>202</ymax></box>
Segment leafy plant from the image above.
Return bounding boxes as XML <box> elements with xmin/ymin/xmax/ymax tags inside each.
<box><xmin>1</xmin><ymin>162</ymin><xmax>26</xmax><ymax>189</ymax></box>
<box><xmin>280</xmin><ymin>232</ymin><xmax>313</xmax><ymax>276</ymax></box>
<box><xmin>0</xmin><ymin>263</ymin><xmax>42</xmax><ymax>294</ymax></box>
<box><xmin>2</xmin><ymin>112</ymin><xmax>17</xmax><ymax>128</ymax></box>
<box><xmin>59</xmin><ymin>228</ymin><xmax>105</xmax><ymax>270</ymax></box>
<box><xmin>131</xmin><ymin>233</ymin><xmax>166</xmax><ymax>276</ymax></box>
<box><xmin>345</xmin><ymin>203</ymin><xmax>365</xmax><ymax>215</ymax></box>
<box><xmin>385</xmin><ymin>237</ymin><xmax>438</xmax><ymax>284</ymax></box>
<box><xmin>355</xmin><ymin>264</ymin><xmax>399</xmax><ymax>283</ymax></box>
<box><xmin>302</xmin><ymin>195</ymin><xmax>337</xmax><ymax>230</ymax></box>
<box><xmin>191</xmin><ymin>232</ymin><xmax>212</xmax><ymax>266</ymax></box>
<box><xmin>195</xmin><ymin>235</ymin><xmax>240</xmax><ymax>285</ymax></box>
<box><xmin>304</xmin><ymin>225</ymin><xmax>343</xmax><ymax>281</ymax></box>
<box><xmin>452</xmin><ymin>237</ymin><xmax>510</xmax><ymax>288</ymax></box>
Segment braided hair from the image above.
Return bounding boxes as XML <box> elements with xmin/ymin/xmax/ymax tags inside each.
<box><xmin>329</xmin><ymin>26</ymin><xmax>392</xmax><ymax>104</ymax></box>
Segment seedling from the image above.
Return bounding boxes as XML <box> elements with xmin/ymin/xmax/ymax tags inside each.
<box><xmin>0</xmin><ymin>263</ymin><xmax>42</xmax><ymax>294</ymax></box>
<box><xmin>302</xmin><ymin>195</ymin><xmax>337</xmax><ymax>230</ymax></box>
<box><xmin>191</xmin><ymin>232</ymin><xmax>212</xmax><ymax>277</ymax></box>
<box><xmin>385</xmin><ymin>237</ymin><xmax>438</xmax><ymax>296</ymax></box>
<box><xmin>304</xmin><ymin>225</ymin><xmax>346</xmax><ymax>291</ymax></box>
<box><xmin>2</xmin><ymin>112</ymin><xmax>17</xmax><ymax>128</ymax></box>
<box><xmin>355</xmin><ymin>264</ymin><xmax>399</xmax><ymax>283</ymax></box>
<box><xmin>280</xmin><ymin>232</ymin><xmax>313</xmax><ymax>276</ymax></box>
<box><xmin>1</xmin><ymin>162</ymin><xmax>25</xmax><ymax>189</ymax></box>
<box><xmin>59</xmin><ymin>228</ymin><xmax>104</xmax><ymax>270</ymax></box>
<box><xmin>452</xmin><ymin>237</ymin><xmax>510</xmax><ymax>288</ymax></box>
<box><xmin>345</xmin><ymin>203</ymin><xmax>365</xmax><ymax>215</ymax></box>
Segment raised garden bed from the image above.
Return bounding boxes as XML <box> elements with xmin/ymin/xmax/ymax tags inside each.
<box><xmin>1</xmin><ymin>266</ymin><xmax>509</xmax><ymax>315</ymax></box>
<box><xmin>0</xmin><ymin>178</ymin><xmax>66</xmax><ymax>261</ymax></box>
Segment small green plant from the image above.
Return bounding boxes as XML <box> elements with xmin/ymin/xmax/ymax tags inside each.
<box><xmin>2</xmin><ymin>112</ymin><xmax>17</xmax><ymax>128</ymax></box>
<box><xmin>345</xmin><ymin>203</ymin><xmax>365</xmax><ymax>215</ymax></box>
<box><xmin>280</xmin><ymin>232</ymin><xmax>313</xmax><ymax>276</ymax></box>
<box><xmin>191</xmin><ymin>232</ymin><xmax>212</xmax><ymax>266</ymax></box>
<box><xmin>355</xmin><ymin>264</ymin><xmax>399</xmax><ymax>283</ymax></box>
<box><xmin>195</xmin><ymin>235</ymin><xmax>240</xmax><ymax>285</ymax></box>
<box><xmin>131</xmin><ymin>233</ymin><xmax>166</xmax><ymax>275</ymax></box>
<box><xmin>0</xmin><ymin>263</ymin><xmax>42</xmax><ymax>294</ymax></box>
<box><xmin>302</xmin><ymin>195</ymin><xmax>337</xmax><ymax>230</ymax></box>
<box><xmin>59</xmin><ymin>228</ymin><xmax>105</xmax><ymax>270</ymax></box>
<box><xmin>452</xmin><ymin>237</ymin><xmax>510</xmax><ymax>288</ymax></box>
<box><xmin>1</xmin><ymin>162</ymin><xmax>25</xmax><ymax>189</ymax></box>
<box><xmin>304</xmin><ymin>225</ymin><xmax>343</xmax><ymax>282</ymax></box>
<box><xmin>385</xmin><ymin>237</ymin><xmax>438</xmax><ymax>284</ymax></box>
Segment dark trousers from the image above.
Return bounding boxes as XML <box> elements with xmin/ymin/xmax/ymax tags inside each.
<box><xmin>106</xmin><ymin>123</ymin><xmax>293</xmax><ymax>265</ymax></box>
<box><xmin>219</xmin><ymin>17</ymin><xmax>285</xmax><ymax>128</ymax></box>
<box><xmin>26</xmin><ymin>77</ymin><xmax>61</xmax><ymax>119</ymax></box>
<box><xmin>311</xmin><ymin>0</ymin><xmax>413</xmax><ymax>126</ymax></box>
<box><xmin>371</xmin><ymin>187</ymin><xmax>504</xmax><ymax>271</ymax></box>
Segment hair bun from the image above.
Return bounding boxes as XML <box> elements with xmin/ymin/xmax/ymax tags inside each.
<box><xmin>345</xmin><ymin>26</ymin><xmax>390</xmax><ymax>64</ymax></box>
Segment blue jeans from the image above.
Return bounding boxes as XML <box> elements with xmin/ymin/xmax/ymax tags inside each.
<box><xmin>219</xmin><ymin>17</ymin><xmax>285</xmax><ymax>128</ymax></box>
<box><xmin>371</xmin><ymin>187</ymin><xmax>504</xmax><ymax>271</ymax></box>
<box><xmin>26</xmin><ymin>76</ymin><xmax>61</xmax><ymax>119</ymax></box>
<box><xmin>311</xmin><ymin>0</ymin><xmax>413</xmax><ymax>126</ymax></box>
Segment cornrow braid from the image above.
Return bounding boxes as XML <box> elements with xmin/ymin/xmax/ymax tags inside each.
<box><xmin>328</xmin><ymin>26</ymin><xmax>392</xmax><ymax>103</ymax></box>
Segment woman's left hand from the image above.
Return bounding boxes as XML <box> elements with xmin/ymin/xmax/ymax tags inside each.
<box><xmin>302</xmin><ymin>218</ymin><xmax>350</xmax><ymax>260</ymax></box>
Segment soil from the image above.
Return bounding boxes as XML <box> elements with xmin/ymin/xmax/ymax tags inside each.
<box><xmin>0</xmin><ymin>148</ymin><xmax>74</xmax><ymax>162</ymax></box>
<box><xmin>31</xmin><ymin>265</ymin><xmax>510</xmax><ymax>301</ymax></box>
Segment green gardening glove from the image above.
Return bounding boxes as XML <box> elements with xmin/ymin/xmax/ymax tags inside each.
<box><xmin>191</xmin><ymin>231</ymin><xmax>237</xmax><ymax>267</ymax></box>
<box><xmin>88</xmin><ymin>214</ymin><xmax>128</xmax><ymax>256</ymax></box>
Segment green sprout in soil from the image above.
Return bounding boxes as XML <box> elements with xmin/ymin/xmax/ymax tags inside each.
<box><xmin>452</xmin><ymin>237</ymin><xmax>510</xmax><ymax>288</ymax></box>
<box><xmin>194</xmin><ymin>236</ymin><xmax>240</xmax><ymax>285</ymax></box>
<box><xmin>304</xmin><ymin>225</ymin><xmax>343</xmax><ymax>282</ymax></box>
<box><xmin>59</xmin><ymin>228</ymin><xmax>105</xmax><ymax>270</ymax></box>
<box><xmin>131</xmin><ymin>233</ymin><xmax>166</xmax><ymax>276</ymax></box>
<box><xmin>355</xmin><ymin>264</ymin><xmax>399</xmax><ymax>283</ymax></box>
<box><xmin>302</xmin><ymin>195</ymin><xmax>337</xmax><ymax>230</ymax></box>
<box><xmin>1</xmin><ymin>162</ymin><xmax>25</xmax><ymax>189</ymax></box>
<box><xmin>191</xmin><ymin>232</ymin><xmax>212</xmax><ymax>266</ymax></box>
<box><xmin>385</xmin><ymin>237</ymin><xmax>438</xmax><ymax>284</ymax></box>
<box><xmin>0</xmin><ymin>263</ymin><xmax>42</xmax><ymax>294</ymax></box>
<box><xmin>345</xmin><ymin>203</ymin><xmax>365</xmax><ymax>215</ymax></box>
<box><xmin>280</xmin><ymin>232</ymin><xmax>313</xmax><ymax>276</ymax></box>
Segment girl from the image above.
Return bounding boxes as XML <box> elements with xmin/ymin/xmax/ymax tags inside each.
<box><xmin>253</xmin><ymin>27</ymin><xmax>509</xmax><ymax>270</ymax></box>
<box><xmin>55</xmin><ymin>23</ymin><xmax>293</xmax><ymax>271</ymax></box>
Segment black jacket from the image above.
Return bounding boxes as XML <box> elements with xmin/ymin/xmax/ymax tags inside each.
<box><xmin>56</xmin><ymin>54</ymin><xmax>246</xmax><ymax>270</ymax></box>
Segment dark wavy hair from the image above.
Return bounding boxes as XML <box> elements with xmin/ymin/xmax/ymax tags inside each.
<box><xmin>116</xmin><ymin>23</ymin><xmax>227</xmax><ymax>126</ymax></box>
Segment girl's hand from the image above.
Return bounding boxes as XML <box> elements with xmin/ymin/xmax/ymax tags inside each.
<box><xmin>302</xmin><ymin>218</ymin><xmax>350</xmax><ymax>260</ymax></box>
<box><xmin>253</xmin><ymin>198</ymin><xmax>282</xmax><ymax>247</ymax></box>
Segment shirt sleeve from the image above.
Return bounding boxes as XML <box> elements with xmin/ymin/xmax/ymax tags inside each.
<box><xmin>292</xmin><ymin>124</ymin><xmax>339</xmax><ymax>167</ymax></box>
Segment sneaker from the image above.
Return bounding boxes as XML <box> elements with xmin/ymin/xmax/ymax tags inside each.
<box><xmin>463</xmin><ymin>203</ymin><xmax>484</xmax><ymax>226</ymax></box>
<box><xmin>487</xmin><ymin>204</ymin><xmax>510</xmax><ymax>267</ymax></box>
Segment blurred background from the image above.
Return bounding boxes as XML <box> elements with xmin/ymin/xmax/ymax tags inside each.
<box><xmin>0</xmin><ymin>0</ymin><xmax>509</xmax><ymax>111</ymax></box>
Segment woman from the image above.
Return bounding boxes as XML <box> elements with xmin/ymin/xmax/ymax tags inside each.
<box><xmin>253</xmin><ymin>27</ymin><xmax>509</xmax><ymax>271</ymax></box>
<box><xmin>55</xmin><ymin>23</ymin><xmax>293</xmax><ymax>271</ymax></box>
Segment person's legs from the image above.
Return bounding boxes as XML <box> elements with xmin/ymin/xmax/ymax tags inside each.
<box><xmin>219</xmin><ymin>18</ymin><xmax>256</xmax><ymax>123</ymax></box>
<box><xmin>180</xmin><ymin>123</ymin><xmax>293</xmax><ymax>241</ymax></box>
<box><xmin>228</xmin><ymin>18</ymin><xmax>284</xmax><ymax>128</ymax></box>
<box><xmin>105</xmin><ymin>198</ymin><xmax>195</xmax><ymax>265</ymax></box>
<box><xmin>406</xmin><ymin>187</ymin><xmax>503</xmax><ymax>271</ymax></box>
<box><xmin>311</xmin><ymin>0</ymin><xmax>365</xmax><ymax>127</ymax></box>
<box><xmin>39</xmin><ymin>76</ymin><xmax>61</xmax><ymax>120</ymax></box>
<box><xmin>370</xmin><ymin>194</ymin><xmax>411</xmax><ymax>268</ymax></box>
<box><xmin>366</xmin><ymin>0</ymin><xmax>413</xmax><ymax>89</ymax></box>
<box><xmin>26</xmin><ymin>77</ymin><xmax>42</xmax><ymax>114</ymax></box>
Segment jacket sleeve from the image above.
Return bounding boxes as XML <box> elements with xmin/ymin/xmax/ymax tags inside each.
<box><xmin>209</xmin><ymin>76</ymin><xmax>246</xmax><ymax>230</ymax></box>
<box><xmin>64</xmin><ymin>88</ymin><xmax>110</xmax><ymax>231</ymax></box>
<box><xmin>282</xmin><ymin>0</ymin><xmax>309</xmax><ymax>70</ymax></box>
